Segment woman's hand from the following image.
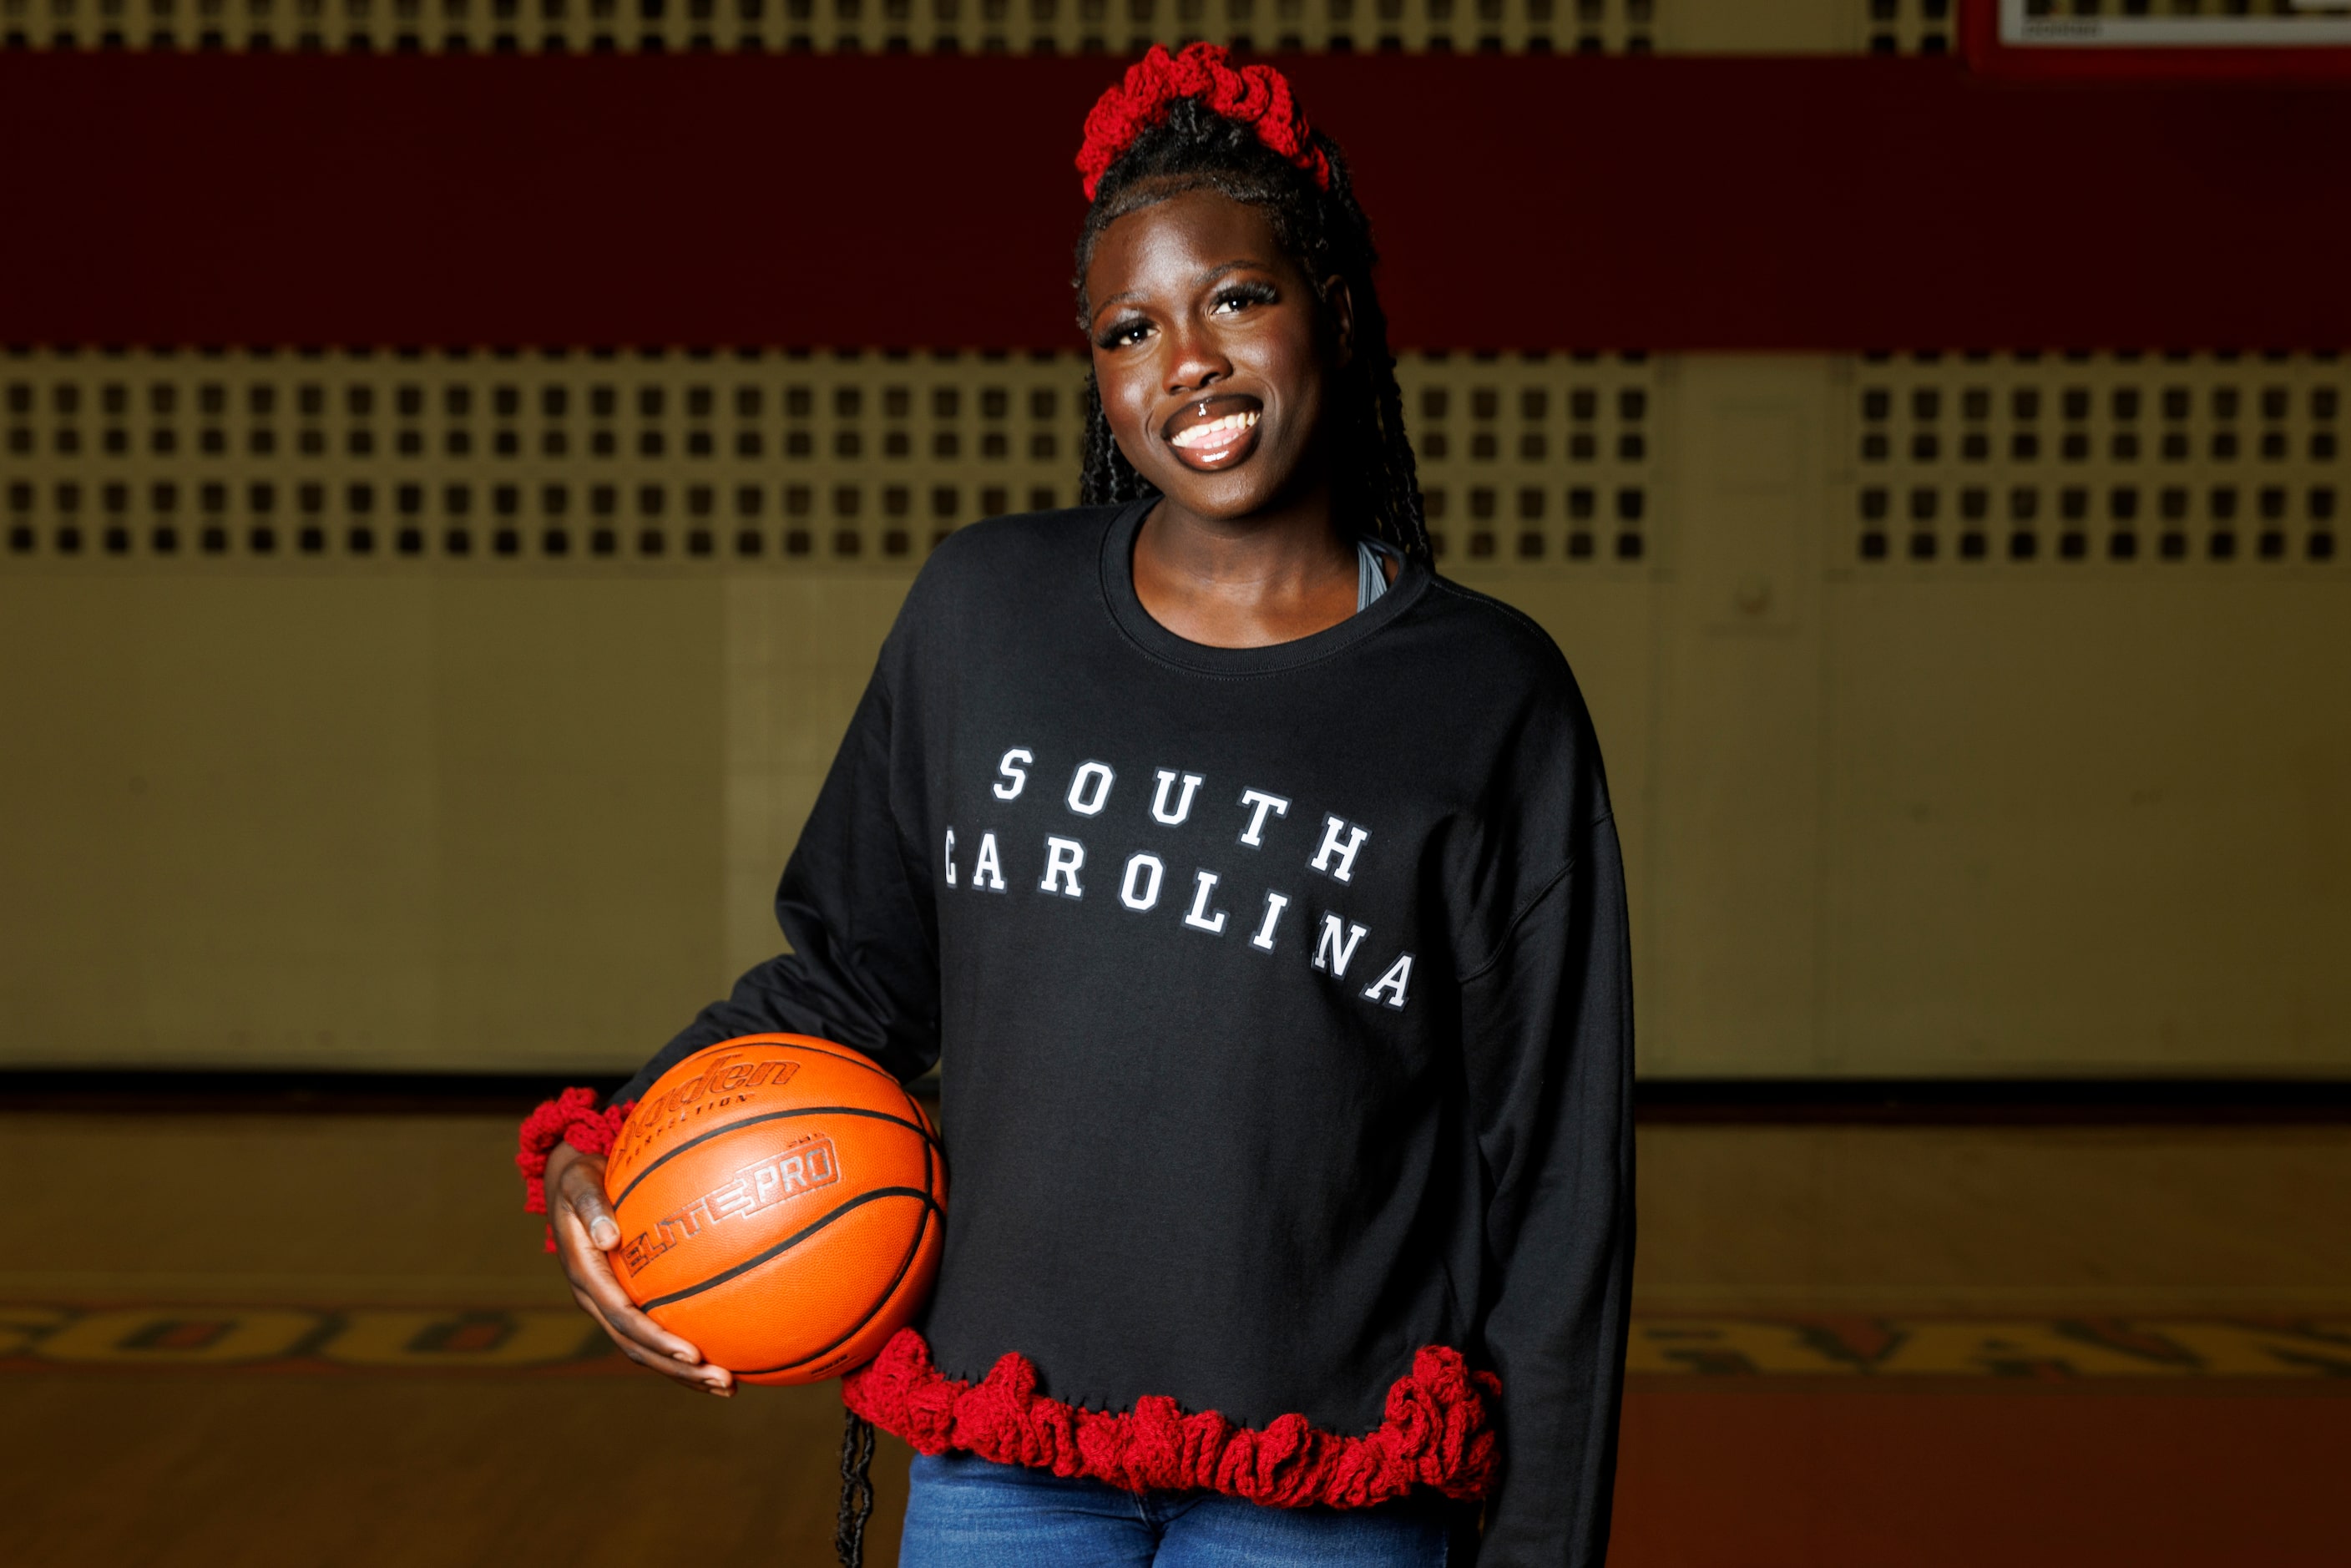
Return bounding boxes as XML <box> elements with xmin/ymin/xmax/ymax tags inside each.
<box><xmin>545</xmin><ymin>1141</ymin><xmax>736</xmax><ymax>1396</ymax></box>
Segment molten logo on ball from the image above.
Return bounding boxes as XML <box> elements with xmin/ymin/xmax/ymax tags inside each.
<box><xmin>620</xmin><ymin>1134</ymin><xmax>842</xmax><ymax>1277</ymax></box>
<box><xmin>613</xmin><ymin>1050</ymin><xmax>803</xmax><ymax>1168</ymax></box>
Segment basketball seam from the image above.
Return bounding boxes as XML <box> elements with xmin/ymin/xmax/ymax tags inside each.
<box><xmin>639</xmin><ymin>1186</ymin><xmax>943</xmax><ymax>1312</ymax></box>
<box><xmin>610</xmin><ymin>1105</ymin><xmax>939</xmax><ymax>1210</ymax></box>
<box><xmin>741</xmin><ymin>1118</ymin><xmax>943</xmax><ymax>1378</ymax></box>
<box><xmin>739</xmin><ymin>1186</ymin><xmax>932</xmax><ymax>1377</ymax></box>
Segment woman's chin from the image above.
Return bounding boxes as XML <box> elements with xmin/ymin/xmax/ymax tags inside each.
<box><xmin>1147</xmin><ymin>472</ymin><xmax>1290</xmax><ymax>523</ymax></box>
<box><xmin>1142</xmin><ymin>451</ymin><xmax>1321</xmax><ymax>523</ymax></box>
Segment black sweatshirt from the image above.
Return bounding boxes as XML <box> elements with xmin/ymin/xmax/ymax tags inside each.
<box><xmin>617</xmin><ymin>499</ymin><xmax>1635</xmax><ymax>1567</ymax></box>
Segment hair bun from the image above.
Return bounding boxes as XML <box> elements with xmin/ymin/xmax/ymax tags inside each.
<box><xmin>1075</xmin><ymin>43</ymin><xmax>1332</xmax><ymax>201</ymax></box>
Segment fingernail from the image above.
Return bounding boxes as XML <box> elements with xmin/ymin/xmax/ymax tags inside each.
<box><xmin>674</xmin><ymin>1351</ymin><xmax>697</xmax><ymax>1363</ymax></box>
<box><xmin>590</xmin><ymin>1218</ymin><xmax>619</xmax><ymax>1249</ymax></box>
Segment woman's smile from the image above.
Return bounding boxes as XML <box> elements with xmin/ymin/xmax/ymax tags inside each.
<box><xmin>1162</xmin><ymin>393</ymin><xmax>1265</xmax><ymax>471</ymax></box>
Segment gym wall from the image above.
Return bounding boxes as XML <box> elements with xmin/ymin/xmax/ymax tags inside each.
<box><xmin>3</xmin><ymin>0</ymin><xmax>1939</xmax><ymax>55</ymax></box>
<box><xmin>3</xmin><ymin>3</ymin><xmax>2347</xmax><ymax>1079</ymax></box>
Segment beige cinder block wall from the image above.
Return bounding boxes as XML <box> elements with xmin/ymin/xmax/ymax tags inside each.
<box><xmin>2</xmin><ymin>350</ymin><xmax>2344</xmax><ymax>1075</ymax></box>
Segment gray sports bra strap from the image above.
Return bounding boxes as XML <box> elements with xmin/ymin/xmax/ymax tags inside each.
<box><xmin>1357</xmin><ymin>537</ymin><xmax>1399</xmax><ymax>612</ymax></box>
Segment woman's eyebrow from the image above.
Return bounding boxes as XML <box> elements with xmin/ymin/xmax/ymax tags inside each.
<box><xmin>1192</xmin><ymin>259</ymin><xmax>1272</xmax><ymax>287</ymax></box>
<box><xmin>1090</xmin><ymin>258</ymin><xmax>1272</xmax><ymax>323</ymax></box>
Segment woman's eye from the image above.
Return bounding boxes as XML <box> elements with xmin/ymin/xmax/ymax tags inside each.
<box><xmin>1211</xmin><ymin>284</ymin><xmax>1277</xmax><ymax>316</ymax></box>
<box><xmin>1101</xmin><ymin>321</ymin><xmax>1150</xmax><ymax>349</ymax></box>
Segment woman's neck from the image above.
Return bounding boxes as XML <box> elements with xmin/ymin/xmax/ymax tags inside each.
<box><xmin>1131</xmin><ymin>486</ymin><xmax>1362</xmax><ymax>649</ymax></box>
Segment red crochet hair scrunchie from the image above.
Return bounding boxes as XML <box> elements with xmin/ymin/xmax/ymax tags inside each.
<box><xmin>517</xmin><ymin>1087</ymin><xmax>635</xmax><ymax>1252</ymax></box>
<box><xmin>1076</xmin><ymin>42</ymin><xmax>1332</xmax><ymax>201</ymax></box>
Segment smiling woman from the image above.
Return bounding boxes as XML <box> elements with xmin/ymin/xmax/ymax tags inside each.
<box><xmin>1069</xmin><ymin>60</ymin><xmax>1431</xmax><ymax>648</ymax></box>
<box><xmin>1087</xmin><ymin>185</ymin><xmax>1378</xmax><ymax>647</ymax></box>
<box><xmin>528</xmin><ymin>40</ymin><xmax>1633</xmax><ymax>1568</ymax></box>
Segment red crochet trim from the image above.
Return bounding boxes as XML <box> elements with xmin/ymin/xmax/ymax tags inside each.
<box><xmin>1077</xmin><ymin>43</ymin><xmax>1332</xmax><ymax>201</ymax></box>
<box><xmin>842</xmin><ymin>1329</ymin><xmax>1500</xmax><ymax>1508</ymax></box>
<box><xmin>517</xmin><ymin>1088</ymin><xmax>636</xmax><ymax>1252</ymax></box>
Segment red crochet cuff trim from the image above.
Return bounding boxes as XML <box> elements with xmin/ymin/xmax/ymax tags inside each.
<box><xmin>517</xmin><ymin>1088</ymin><xmax>635</xmax><ymax>1252</ymax></box>
<box><xmin>842</xmin><ymin>1329</ymin><xmax>1500</xmax><ymax>1509</ymax></box>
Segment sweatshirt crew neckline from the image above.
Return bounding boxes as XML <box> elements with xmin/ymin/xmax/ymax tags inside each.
<box><xmin>1098</xmin><ymin>497</ymin><xmax>1433</xmax><ymax>677</ymax></box>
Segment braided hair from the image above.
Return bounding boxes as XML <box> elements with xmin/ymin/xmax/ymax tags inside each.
<box><xmin>834</xmin><ymin>1407</ymin><xmax>877</xmax><ymax>1568</ymax></box>
<box><xmin>1073</xmin><ymin>95</ymin><xmax>1430</xmax><ymax>559</ymax></box>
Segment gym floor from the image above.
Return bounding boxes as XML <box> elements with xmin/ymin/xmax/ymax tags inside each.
<box><xmin>2</xmin><ymin>1096</ymin><xmax>2345</xmax><ymax>1567</ymax></box>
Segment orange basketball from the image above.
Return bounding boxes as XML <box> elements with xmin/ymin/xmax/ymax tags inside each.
<box><xmin>602</xmin><ymin>1034</ymin><xmax>945</xmax><ymax>1386</ymax></box>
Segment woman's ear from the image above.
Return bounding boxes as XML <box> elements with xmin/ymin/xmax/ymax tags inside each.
<box><xmin>1323</xmin><ymin>276</ymin><xmax>1355</xmax><ymax>372</ymax></box>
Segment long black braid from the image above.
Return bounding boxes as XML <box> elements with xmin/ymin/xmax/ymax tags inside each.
<box><xmin>834</xmin><ymin>1407</ymin><xmax>877</xmax><ymax>1567</ymax></box>
<box><xmin>1073</xmin><ymin>97</ymin><xmax>1431</xmax><ymax>560</ymax></box>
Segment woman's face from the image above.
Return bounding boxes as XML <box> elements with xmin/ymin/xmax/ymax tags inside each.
<box><xmin>1084</xmin><ymin>187</ymin><xmax>1351</xmax><ymax>523</ymax></box>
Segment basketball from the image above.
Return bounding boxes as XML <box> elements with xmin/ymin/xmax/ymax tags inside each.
<box><xmin>601</xmin><ymin>1034</ymin><xmax>945</xmax><ymax>1386</ymax></box>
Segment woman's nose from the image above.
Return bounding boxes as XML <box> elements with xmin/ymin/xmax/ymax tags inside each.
<box><xmin>1162</xmin><ymin>321</ymin><xmax>1232</xmax><ymax>395</ymax></box>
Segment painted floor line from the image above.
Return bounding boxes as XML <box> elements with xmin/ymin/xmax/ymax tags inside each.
<box><xmin>3</xmin><ymin>1306</ymin><xmax>2346</xmax><ymax>1379</ymax></box>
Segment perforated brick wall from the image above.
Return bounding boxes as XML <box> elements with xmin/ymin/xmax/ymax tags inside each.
<box><xmin>0</xmin><ymin>348</ymin><xmax>1659</xmax><ymax>570</ymax></box>
<box><xmin>15</xmin><ymin>348</ymin><xmax>2350</xmax><ymax>574</ymax></box>
<box><xmin>0</xmin><ymin>0</ymin><xmax>1957</xmax><ymax>54</ymax></box>
<box><xmin>1843</xmin><ymin>352</ymin><xmax>2343</xmax><ymax>568</ymax></box>
<box><xmin>0</xmin><ymin>0</ymin><xmax>1656</xmax><ymax>53</ymax></box>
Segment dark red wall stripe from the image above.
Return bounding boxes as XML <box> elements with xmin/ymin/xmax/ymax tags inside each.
<box><xmin>3</xmin><ymin>52</ymin><xmax>2348</xmax><ymax>352</ymax></box>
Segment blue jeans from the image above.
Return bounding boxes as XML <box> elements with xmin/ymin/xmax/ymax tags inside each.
<box><xmin>900</xmin><ymin>1451</ymin><xmax>1456</xmax><ymax>1567</ymax></box>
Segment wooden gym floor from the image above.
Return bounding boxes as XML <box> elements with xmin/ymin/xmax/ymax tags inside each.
<box><xmin>1</xmin><ymin>1102</ymin><xmax>2346</xmax><ymax>1566</ymax></box>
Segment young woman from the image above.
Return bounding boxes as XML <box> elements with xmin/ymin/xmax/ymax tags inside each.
<box><xmin>530</xmin><ymin>43</ymin><xmax>1632</xmax><ymax>1568</ymax></box>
